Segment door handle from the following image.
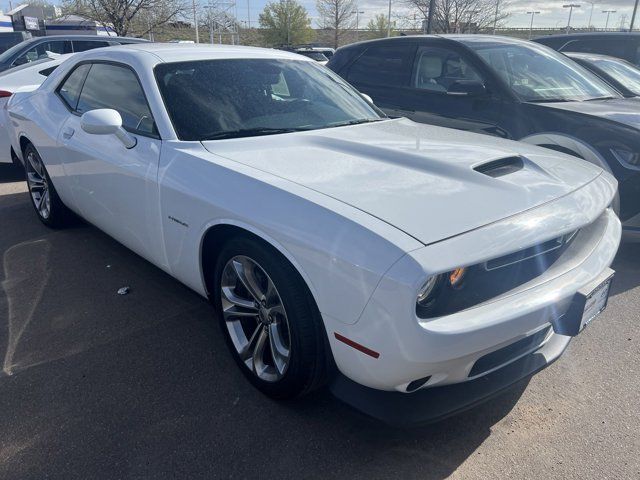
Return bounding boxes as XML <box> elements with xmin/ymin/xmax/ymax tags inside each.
<box><xmin>62</xmin><ymin>127</ymin><xmax>75</xmax><ymax>139</ymax></box>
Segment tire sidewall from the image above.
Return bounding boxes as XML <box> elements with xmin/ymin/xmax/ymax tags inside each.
<box><xmin>212</xmin><ymin>235</ymin><xmax>323</xmax><ymax>399</ymax></box>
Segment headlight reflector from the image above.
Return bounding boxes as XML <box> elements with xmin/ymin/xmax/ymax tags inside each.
<box><xmin>417</xmin><ymin>276</ymin><xmax>438</xmax><ymax>307</ymax></box>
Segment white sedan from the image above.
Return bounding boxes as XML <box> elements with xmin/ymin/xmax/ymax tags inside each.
<box><xmin>0</xmin><ymin>54</ymin><xmax>73</xmax><ymax>164</ymax></box>
<box><xmin>6</xmin><ymin>44</ymin><xmax>621</xmax><ymax>423</ymax></box>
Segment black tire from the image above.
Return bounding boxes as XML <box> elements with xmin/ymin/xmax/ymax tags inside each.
<box><xmin>10</xmin><ymin>148</ymin><xmax>22</xmax><ymax>169</ymax></box>
<box><xmin>23</xmin><ymin>142</ymin><xmax>74</xmax><ymax>228</ymax></box>
<box><xmin>212</xmin><ymin>235</ymin><xmax>328</xmax><ymax>399</ymax></box>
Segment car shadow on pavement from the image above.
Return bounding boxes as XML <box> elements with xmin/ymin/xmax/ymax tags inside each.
<box><xmin>0</xmin><ymin>163</ymin><xmax>23</xmax><ymax>184</ymax></box>
<box><xmin>0</xmin><ymin>188</ymin><xmax>532</xmax><ymax>479</ymax></box>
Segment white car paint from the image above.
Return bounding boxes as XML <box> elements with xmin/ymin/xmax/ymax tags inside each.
<box><xmin>6</xmin><ymin>44</ymin><xmax>621</xmax><ymax>395</ymax></box>
<box><xmin>0</xmin><ymin>54</ymin><xmax>73</xmax><ymax>163</ymax></box>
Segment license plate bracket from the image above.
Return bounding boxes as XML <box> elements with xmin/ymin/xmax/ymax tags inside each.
<box><xmin>552</xmin><ymin>270</ymin><xmax>614</xmax><ymax>337</ymax></box>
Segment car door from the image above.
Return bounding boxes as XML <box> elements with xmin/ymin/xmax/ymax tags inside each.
<box><xmin>399</xmin><ymin>44</ymin><xmax>510</xmax><ymax>137</ymax></box>
<box><xmin>344</xmin><ymin>42</ymin><xmax>418</xmax><ymax>117</ymax></box>
<box><xmin>57</xmin><ymin>61</ymin><xmax>164</xmax><ymax>265</ymax></box>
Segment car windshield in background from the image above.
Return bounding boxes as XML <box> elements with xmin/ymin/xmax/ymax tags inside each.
<box><xmin>155</xmin><ymin>59</ymin><xmax>382</xmax><ymax>141</ymax></box>
<box><xmin>0</xmin><ymin>40</ymin><xmax>32</xmax><ymax>63</ymax></box>
<box><xmin>590</xmin><ymin>57</ymin><xmax>640</xmax><ymax>96</ymax></box>
<box><xmin>296</xmin><ymin>51</ymin><xmax>329</xmax><ymax>62</ymax></box>
<box><xmin>465</xmin><ymin>41</ymin><xmax>619</xmax><ymax>102</ymax></box>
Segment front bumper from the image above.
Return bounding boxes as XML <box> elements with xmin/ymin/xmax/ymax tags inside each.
<box><xmin>330</xmin><ymin>331</ymin><xmax>571</xmax><ymax>427</ymax></box>
<box><xmin>325</xmin><ymin>192</ymin><xmax>621</xmax><ymax>394</ymax></box>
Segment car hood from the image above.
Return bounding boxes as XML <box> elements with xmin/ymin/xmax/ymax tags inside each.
<box><xmin>202</xmin><ymin>118</ymin><xmax>603</xmax><ymax>245</ymax></box>
<box><xmin>531</xmin><ymin>98</ymin><xmax>640</xmax><ymax>130</ymax></box>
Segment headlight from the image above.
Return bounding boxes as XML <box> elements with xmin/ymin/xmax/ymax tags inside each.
<box><xmin>417</xmin><ymin>275</ymin><xmax>439</xmax><ymax>307</ymax></box>
<box><xmin>448</xmin><ymin>267</ymin><xmax>467</xmax><ymax>288</ymax></box>
<box><xmin>611</xmin><ymin>148</ymin><xmax>640</xmax><ymax>167</ymax></box>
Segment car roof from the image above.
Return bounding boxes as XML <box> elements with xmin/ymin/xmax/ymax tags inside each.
<box><xmin>23</xmin><ymin>35</ymin><xmax>146</xmax><ymax>44</ymax></box>
<box><xmin>79</xmin><ymin>43</ymin><xmax>312</xmax><ymax>63</ymax></box>
<box><xmin>534</xmin><ymin>32</ymin><xmax>640</xmax><ymax>41</ymax></box>
<box><xmin>564</xmin><ymin>52</ymin><xmax>623</xmax><ymax>62</ymax></box>
<box><xmin>335</xmin><ymin>34</ymin><xmax>532</xmax><ymax>51</ymax></box>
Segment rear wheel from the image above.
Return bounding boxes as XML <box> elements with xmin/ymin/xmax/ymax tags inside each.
<box><xmin>23</xmin><ymin>143</ymin><xmax>74</xmax><ymax>228</ymax></box>
<box><xmin>212</xmin><ymin>235</ymin><xmax>327</xmax><ymax>399</ymax></box>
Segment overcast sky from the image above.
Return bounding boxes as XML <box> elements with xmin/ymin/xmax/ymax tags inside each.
<box><xmin>7</xmin><ymin>0</ymin><xmax>639</xmax><ymax>31</ymax></box>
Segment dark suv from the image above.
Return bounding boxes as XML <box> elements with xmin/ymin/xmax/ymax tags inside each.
<box><xmin>534</xmin><ymin>32</ymin><xmax>640</xmax><ymax>67</ymax></box>
<box><xmin>327</xmin><ymin>35</ymin><xmax>640</xmax><ymax>235</ymax></box>
<box><xmin>0</xmin><ymin>35</ymin><xmax>147</xmax><ymax>72</ymax></box>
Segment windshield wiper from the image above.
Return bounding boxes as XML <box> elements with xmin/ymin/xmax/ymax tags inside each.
<box><xmin>527</xmin><ymin>98</ymin><xmax>574</xmax><ymax>103</ymax></box>
<box><xmin>584</xmin><ymin>96</ymin><xmax>617</xmax><ymax>101</ymax></box>
<box><xmin>325</xmin><ymin>118</ymin><xmax>384</xmax><ymax>128</ymax></box>
<box><xmin>201</xmin><ymin>127</ymin><xmax>308</xmax><ymax>140</ymax></box>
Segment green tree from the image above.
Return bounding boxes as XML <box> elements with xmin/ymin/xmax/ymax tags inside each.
<box><xmin>367</xmin><ymin>13</ymin><xmax>395</xmax><ymax>38</ymax></box>
<box><xmin>259</xmin><ymin>0</ymin><xmax>314</xmax><ymax>46</ymax></box>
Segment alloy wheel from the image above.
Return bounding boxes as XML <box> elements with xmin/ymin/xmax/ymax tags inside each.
<box><xmin>25</xmin><ymin>150</ymin><xmax>51</xmax><ymax>220</ymax></box>
<box><xmin>220</xmin><ymin>255</ymin><xmax>291</xmax><ymax>382</ymax></box>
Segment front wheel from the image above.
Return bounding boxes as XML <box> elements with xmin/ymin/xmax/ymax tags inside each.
<box><xmin>23</xmin><ymin>143</ymin><xmax>74</xmax><ymax>228</ymax></box>
<box><xmin>212</xmin><ymin>236</ymin><xmax>328</xmax><ymax>399</ymax></box>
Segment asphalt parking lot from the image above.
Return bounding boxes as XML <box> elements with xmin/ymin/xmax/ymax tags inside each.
<box><xmin>0</xmin><ymin>162</ymin><xmax>639</xmax><ymax>480</ymax></box>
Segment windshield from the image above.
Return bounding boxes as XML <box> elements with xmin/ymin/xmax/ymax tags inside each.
<box><xmin>0</xmin><ymin>39</ymin><xmax>32</xmax><ymax>64</ymax></box>
<box><xmin>0</xmin><ymin>56</ymin><xmax>54</xmax><ymax>78</ymax></box>
<box><xmin>590</xmin><ymin>57</ymin><xmax>640</xmax><ymax>96</ymax></box>
<box><xmin>155</xmin><ymin>59</ymin><xmax>383</xmax><ymax>141</ymax></box>
<box><xmin>466</xmin><ymin>41</ymin><xmax>619</xmax><ymax>102</ymax></box>
<box><xmin>296</xmin><ymin>51</ymin><xmax>329</xmax><ymax>62</ymax></box>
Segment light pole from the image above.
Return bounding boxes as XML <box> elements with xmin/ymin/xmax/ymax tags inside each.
<box><xmin>247</xmin><ymin>0</ymin><xmax>250</xmax><ymax>28</ymax></box>
<box><xmin>351</xmin><ymin>9</ymin><xmax>364</xmax><ymax>36</ymax></box>
<box><xmin>492</xmin><ymin>0</ymin><xmax>499</xmax><ymax>34</ymax></box>
<box><xmin>527</xmin><ymin>11</ymin><xmax>540</xmax><ymax>39</ymax></box>
<box><xmin>563</xmin><ymin>4</ymin><xmax>580</xmax><ymax>34</ymax></box>
<box><xmin>193</xmin><ymin>0</ymin><xmax>200</xmax><ymax>43</ymax></box>
<box><xmin>603</xmin><ymin>9</ymin><xmax>616</xmax><ymax>30</ymax></box>
<box><xmin>631</xmin><ymin>0</ymin><xmax>639</xmax><ymax>31</ymax></box>
<box><xmin>387</xmin><ymin>0</ymin><xmax>392</xmax><ymax>37</ymax></box>
<box><xmin>585</xmin><ymin>1</ymin><xmax>596</xmax><ymax>28</ymax></box>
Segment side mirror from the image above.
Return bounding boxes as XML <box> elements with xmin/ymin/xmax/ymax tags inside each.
<box><xmin>360</xmin><ymin>92</ymin><xmax>374</xmax><ymax>104</ymax></box>
<box><xmin>80</xmin><ymin>108</ymin><xmax>136</xmax><ymax>148</ymax></box>
<box><xmin>446</xmin><ymin>80</ymin><xmax>487</xmax><ymax>97</ymax></box>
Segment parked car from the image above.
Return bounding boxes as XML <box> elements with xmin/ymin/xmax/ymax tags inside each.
<box><xmin>328</xmin><ymin>35</ymin><xmax>640</xmax><ymax>237</ymax></box>
<box><xmin>565</xmin><ymin>52</ymin><xmax>640</xmax><ymax>98</ymax></box>
<box><xmin>7</xmin><ymin>44</ymin><xmax>620</xmax><ymax>425</ymax></box>
<box><xmin>0</xmin><ymin>31</ymin><xmax>32</xmax><ymax>54</ymax></box>
<box><xmin>534</xmin><ymin>32</ymin><xmax>640</xmax><ymax>67</ymax></box>
<box><xmin>0</xmin><ymin>35</ymin><xmax>147</xmax><ymax>73</ymax></box>
<box><xmin>294</xmin><ymin>48</ymin><xmax>329</xmax><ymax>64</ymax></box>
<box><xmin>0</xmin><ymin>53</ymin><xmax>73</xmax><ymax>165</ymax></box>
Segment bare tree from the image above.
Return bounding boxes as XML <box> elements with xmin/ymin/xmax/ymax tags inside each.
<box><xmin>366</xmin><ymin>13</ymin><xmax>395</xmax><ymax>39</ymax></box>
<box><xmin>62</xmin><ymin>0</ymin><xmax>189</xmax><ymax>37</ymax></box>
<box><xmin>405</xmin><ymin>0</ymin><xmax>510</xmax><ymax>33</ymax></box>
<box><xmin>316</xmin><ymin>0</ymin><xmax>356</xmax><ymax>48</ymax></box>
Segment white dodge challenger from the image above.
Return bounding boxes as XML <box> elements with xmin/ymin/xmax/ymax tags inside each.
<box><xmin>6</xmin><ymin>44</ymin><xmax>621</xmax><ymax>424</ymax></box>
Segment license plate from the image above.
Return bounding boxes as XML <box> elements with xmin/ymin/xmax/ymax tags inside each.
<box><xmin>579</xmin><ymin>277</ymin><xmax>612</xmax><ymax>332</ymax></box>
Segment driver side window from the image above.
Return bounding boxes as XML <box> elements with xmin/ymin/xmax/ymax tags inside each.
<box><xmin>76</xmin><ymin>62</ymin><xmax>157</xmax><ymax>137</ymax></box>
<box><xmin>413</xmin><ymin>47</ymin><xmax>482</xmax><ymax>93</ymax></box>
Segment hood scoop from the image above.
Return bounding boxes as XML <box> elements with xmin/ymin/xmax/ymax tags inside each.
<box><xmin>474</xmin><ymin>156</ymin><xmax>524</xmax><ymax>178</ymax></box>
